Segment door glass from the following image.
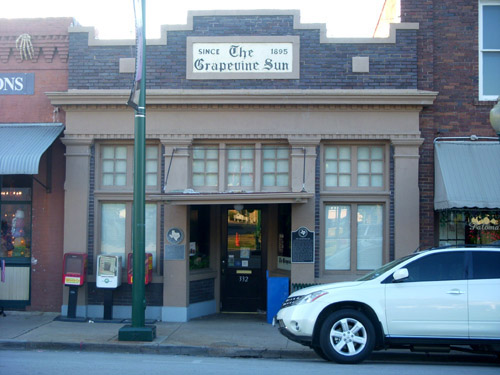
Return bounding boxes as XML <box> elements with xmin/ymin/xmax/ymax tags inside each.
<box><xmin>227</xmin><ymin>209</ymin><xmax>261</xmax><ymax>269</ymax></box>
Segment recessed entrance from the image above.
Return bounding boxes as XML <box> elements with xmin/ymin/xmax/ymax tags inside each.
<box><xmin>221</xmin><ymin>206</ymin><xmax>266</xmax><ymax>312</ymax></box>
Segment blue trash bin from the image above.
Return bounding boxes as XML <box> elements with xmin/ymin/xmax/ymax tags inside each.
<box><xmin>267</xmin><ymin>272</ymin><xmax>289</xmax><ymax>324</ymax></box>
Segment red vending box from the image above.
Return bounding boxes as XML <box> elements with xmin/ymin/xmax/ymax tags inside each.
<box><xmin>127</xmin><ymin>252</ymin><xmax>153</xmax><ymax>284</ymax></box>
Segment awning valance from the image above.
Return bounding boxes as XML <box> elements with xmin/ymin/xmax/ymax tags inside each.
<box><xmin>0</xmin><ymin>123</ymin><xmax>64</xmax><ymax>175</ymax></box>
<box><xmin>434</xmin><ymin>141</ymin><xmax>500</xmax><ymax>210</ymax></box>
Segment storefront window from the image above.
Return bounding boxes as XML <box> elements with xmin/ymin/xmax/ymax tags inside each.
<box><xmin>189</xmin><ymin>205</ymin><xmax>211</xmax><ymax>270</ymax></box>
<box><xmin>439</xmin><ymin>210</ymin><xmax>500</xmax><ymax>246</ymax></box>
<box><xmin>1</xmin><ymin>176</ymin><xmax>32</xmax><ymax>259</ymax></box>
<box><xmin>325</xmin><ymin>203</ymin><xmax>384</xmax><ymax>271</ymax></box>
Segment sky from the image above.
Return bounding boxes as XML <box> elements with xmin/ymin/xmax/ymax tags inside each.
<box><xmin>2</xmin><ymin>0</ymin><xmax>387</xmax><ymax>39</ymax></box>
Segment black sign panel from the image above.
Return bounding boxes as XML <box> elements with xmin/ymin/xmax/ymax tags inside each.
<box><xmin>291</xmin><ymin>227</ymin><xmax>314</xmax><ymax>263</ymax></box>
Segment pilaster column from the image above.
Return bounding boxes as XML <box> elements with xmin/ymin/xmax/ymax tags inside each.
<box><xmin>161</xmin><ymin>138</ymin><xmax>193</xmax><ymax>192</ymax></box>
<box><xmin>392</xmin><ymin>138</ymin><xmax>424</xmax><ymax>259</ymax></box>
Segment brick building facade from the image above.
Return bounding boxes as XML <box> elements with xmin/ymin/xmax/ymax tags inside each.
<box><xmin>0</xmin><ymin>18</ymin><xmax>72</xmax><ymax>311</ymax></box>
<box><xmin>399</xmin><ymin>0</ymin><xmax>499</xmax><ymax>247</ymax></box>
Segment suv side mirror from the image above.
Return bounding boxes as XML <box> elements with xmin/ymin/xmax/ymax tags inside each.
<box><xmin>393</xmin><ymin>268</ymin><xmax>409</xmax><ymax>282</ymax></box>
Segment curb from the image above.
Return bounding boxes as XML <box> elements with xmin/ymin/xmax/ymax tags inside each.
<box><xmin>0</xmin><ymin>340</ymin><xmax>317</xmax><ymax>360</ymax></box>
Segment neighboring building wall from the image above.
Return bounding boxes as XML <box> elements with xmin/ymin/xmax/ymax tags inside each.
<box><xmin>401</xmin><ymin>1</ymin><xmax>498</xmax><ymax>247</ymax></box>
<box><xmin>0</xmin><ymin>18</ymin><xmax>72</xmax><ymax>311</ymax></box>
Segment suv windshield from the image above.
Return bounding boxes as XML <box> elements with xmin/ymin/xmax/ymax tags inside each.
<box><xmin>357</xmin><ymin>253</ymin><xmax>418</xmax><ymax>281</ymax></box>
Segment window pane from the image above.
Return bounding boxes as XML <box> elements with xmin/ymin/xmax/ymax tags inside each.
<box><xmin>146</xmin><ymin>160</ymin><xmax>157</xmax><ymax>173</ymax></box>
<box><xmin>339</xmin><ymin>175</ymin><xmax>351</xmax><ymax>186</ymax></box>
<box><xmin>146</xmin><ymin>174</ymin><xmax>157</xmax><ymax>186</ymax></box>
<box><xmin>372</xmin><ymin>160</ymin><xmax>383</xmax><ymax>174</ymax></box>
<box><xmin>241</xmin><ymin>160</ymin><xmax>253</xmax><ymax>173</ymax></box>
<box><xmin>241</xmin><ymin>174</ymin><xmax>253</xmax><ymax>186</ymax></box>
<box><xmin>358</xmin><ymin>175</ymin><xmax>370</xmax><ymax>187</ymax></box>
<box><xmin>102</xmin><ymin>146</ymin><xmax>114</xmax><ymax>159</ymax></box>
<box><xmin>206</xmin><ymin>160</ymin><xmax>218</xmax><ymax>173</ymax></box>
<box><xmin>146</xmin><ymin>146</ymin><xmax>158</xmax><ymax>159</ymax></box>
<box><xmin>325</xmin><ymin>162</ymin><xmax>337</xmax><ymax>173</ymax></box>
<box><xmin>263</xmin><ymin>160</ymin><xmax>275</xmax><ymax>173</ymax></box>
<box><xmin>193</xmin><ymin>174</ymin><xmax>204</xmax><ymax>186</ymax></box>
<box><xmin>277</xmin><ymin>174</ymin><xmax>289</xmax><ymax>186</ymax></box>
<box><xmin>357</xmin><ymin>205</ymin><xmax>383</xmax><ymax>270</ymax></box>
<box><xmin>228</xmin><ymin>149</ymin><xmax>240</xmax><ymax>159</ymax></box>
<box><xmin>206</xmin><ymin>174</ymin><xmax>218</xmax><ymax>186</ymax></box>
<box><xmin>277</xmin><ymin>160</ymin><xmax>289</xmax><ymax>173</ymax></box>
<box><xmin>325</xmin><ymin>205</ymin><xmax>351</xmax><ymax>270</ymax></box>
<box><xmin>358</xmin><ymin>161</ymin><xmax>370</xmax><ymax>173</ymax></box>
<box><xmin>404</xmin><ymin>252</ymin><xmax>466</xmax><ymax>282</ymax></box>
<box><xmin>115</xmin><ymin>160</ymin><xmax>127</xmax><ymax>173</ymax></box>
<box><xmin>358</xmin><ymin>147</ymin><xmax>370</xmax><ymax>159</ymax></box>
<box><xmin>227</xmin><ymin>160</ymin><xmax>240</xmax><ymax>173</ymax></box>
<box><xmin>228</xmin><ymin>174</ymin><xmax>240</xmax><ymax>187</ymax></box>
<box><xmin>339</xmin><ymin>161</ymin><xmax>351</xmax><ymax>173</ymax></box>
<box><xmin>371</xmin><ymin>147</ymin><xmax>383</xmax><ymax>160</ymax></box>
<box><xmin>263</xmin><ymin>175</ymin><xmax>275</xmax><ymax>186</ymax></box>
<box><xmin>115</xmin><ymin>174</ymin><xmax>127</xmax><ymax>186</ymax></box>
<box><xmin>371</xmin><ymin>175</ymin><xmax>383</xmax><ymax>187</ymax></box>
<box><xmin>339</xmin><ymin>147</ymin><xmax>351</xmax><ymax>159</ymax></box>
<box><xmin>325</xmin><ymin>147</ymin><xmax>337</xmax><ymax>159</ymax></box>
<box><xmin>193</xmin><ymin>148</ymin><xmax>205</xmax><ymax>159</ymax></box>
<box><xmin>102</xmin><ymin>174</ymin><xmax>114</xmax><ymax>186</ymax></box>
<box><xmin>1</xmin><ymin>204</ymin><xmax>32</xmax><ymax>258</ymax></box>
<box><xmin>101</xmin><ymin>203</ymin><xmax>126</xmax><ymax>255</ymax></box>
<box><xmin>192</xmin><ymin>160</ymin><xmax>204</xmax><ymax>173</ymax></box>
<box><xmin>483</xmin><ymin>6</ymin><xmax>500</xmax><ymax>49</ymax></box>
<box><xmin>102</xmin><ymin>160</ymin><xmax>114</xmax><ymax>173</ymax></box>
<box><xmin>326</xmin><ymin>175</ymin><xmax>338</xmax><ymax>187</ymax></box>
<box><xmin>206</xmin><ymin>149</ymin><xmax>218</xmax><ymax>159</ymax></box>
<box><xmin>263</xmin><ymin>148</ymin><xmax>275</xmax><ymax>159</ymax></box>
<box><xmin>241</xmin><ymin>149</ymin><xmax>253</xmax><ymax>159</ymax></box>
<box><xmin>471</xmin><ymin>251</ymin><xmax>500</xmax><ymax>279</ymax></box>
<box><xmin>145</xmin><ymin>204</ymin><xmax>157</xmax><ymax>267</ymax></box>
<box><xmin>115</xmin><ymin>146</ymin><xmax>127</xmax><ymax>159</ymax></box>
<box><xmin>483</xmin><ymin>52</ymin><xmax>500</xmax><ymax>96</ymax></box>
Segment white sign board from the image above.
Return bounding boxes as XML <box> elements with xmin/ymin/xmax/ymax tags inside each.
<box><xmin>187</xmin><ymin>36</ymin><xmax>300</xmax><ymax>80</ymax></box>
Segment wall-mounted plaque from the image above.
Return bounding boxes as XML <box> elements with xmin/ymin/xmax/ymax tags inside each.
<box><xmin>291</xmin><ymin>227</ymin><xmax>314</xmax><ymax>263</ymax></box>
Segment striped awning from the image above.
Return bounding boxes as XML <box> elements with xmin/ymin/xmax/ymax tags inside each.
<box><xmin>0</xmin><ymin>123</ymin><xmax>64</xmax><ymax>175</ymax></box>
<box><xmin>434</xmin><ymin>141</ymin><xmax>500</xmax><ymax>210</ymax></box>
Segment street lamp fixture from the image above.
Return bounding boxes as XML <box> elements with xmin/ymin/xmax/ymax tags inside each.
<box><xmin>490</xmin><ymin>98</ymin><xmax>500</xmax><ymax>141</ymax></box>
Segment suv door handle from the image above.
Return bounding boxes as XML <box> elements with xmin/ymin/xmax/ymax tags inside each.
<box><xmin>446</xmin><ymin>289</ymin><xmax>465</xmax><ymax>295</ymax></box>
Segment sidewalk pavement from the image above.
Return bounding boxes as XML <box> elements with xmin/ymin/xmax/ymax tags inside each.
<box><xmin>0</xmin><ymin>311</ymin><xmax>316</xmax><ymax>359</ymax></box>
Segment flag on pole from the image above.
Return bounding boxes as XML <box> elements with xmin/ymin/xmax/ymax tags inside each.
<box><xmin>127</xmin><ymin>0</ymin><xmax>144</xmax><ymax>110</ymax></box>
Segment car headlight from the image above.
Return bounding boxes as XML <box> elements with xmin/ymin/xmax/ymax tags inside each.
<box><xmin>295</xmin><ymin>290</ymin><xmax>329</xmax><ymax>305</ymax></box>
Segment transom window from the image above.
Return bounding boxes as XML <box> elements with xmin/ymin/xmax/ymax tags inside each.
<box><xmin>227</xmin><ymin>146</ymin><xmax>254</xmax><ymax>188</ymax></box>
<box><xmin>192</xmin><ymin>146</ymin><xmax>219</xmax><ymax>189</ymax></box>
<box><xmin>324</xmin><ymin>145</ymin><xmax>385</xmax><ymax>189</ymax></box>
<box><xmin>262</xmin><ymin>146</ymin><xmax>289</xmax><ymax>188</ymax></box>
<box><xmin>99</xmin><ymin>144</ymin><xmax>159</xmax><ymax>190</ymax></box>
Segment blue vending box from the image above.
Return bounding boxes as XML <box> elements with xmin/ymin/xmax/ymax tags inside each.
<box><xmin>267</xmin><ymin>272</ymin><xmax>289</xmax><ymax>324</ymax></box>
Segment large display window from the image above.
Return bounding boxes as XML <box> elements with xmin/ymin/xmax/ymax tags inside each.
<box><xmin>438</xmin><ymin>210</ymin><xmax>500</xmax><ymax>246</ymax></box>
<box><xmin>1</xmin><ymin>176</ymin><xmax>32</xmax><ymax>261</ymax></box>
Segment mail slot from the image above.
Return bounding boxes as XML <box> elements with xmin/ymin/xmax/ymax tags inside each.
<box><xmin>127</xmin><ymin>252</ymin><xmax>153</xmax><ymax>285</ymax></box>
<box><xmin>96</xmin><ymin>255</ymin><xmax>122</xmax><ymax>288</ymax></box>
<box><xmin>62</xmin><ymin>253</ymin><xmax>88</xmax><ymax>286</ymax></box>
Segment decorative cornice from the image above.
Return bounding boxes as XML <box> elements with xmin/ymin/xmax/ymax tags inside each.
<box><xmin>69</xmin><ymin>10</ymin><xmax>418</xmax><ymax>47</ymax></box>
<box><xmin>47</xmin><ymin>89</ymin><xmax>438</xmax><ymax>107</ymax></box>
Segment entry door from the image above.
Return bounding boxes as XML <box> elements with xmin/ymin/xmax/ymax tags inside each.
<box><xmin>221</xmin><ymin>208</ymin><xmax>265</xmax><ymax>312</ymax></box>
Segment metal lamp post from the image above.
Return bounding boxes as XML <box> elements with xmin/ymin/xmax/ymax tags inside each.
<box><xmin>490</xmin><ymin>98</ymin><xmax>500</xmax><ymax>141</ymax></box>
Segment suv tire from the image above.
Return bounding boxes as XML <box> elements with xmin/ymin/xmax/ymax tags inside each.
<box><xmin>319</xmin><ymin>309</ymin><xmax>376</xmax><ymax>364</ymax></box>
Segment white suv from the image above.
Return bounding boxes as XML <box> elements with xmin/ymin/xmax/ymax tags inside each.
<box><xmin>275</xmin><ymin>246</ymin><xmax>500</xmax><ymax>364</ymax></box>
